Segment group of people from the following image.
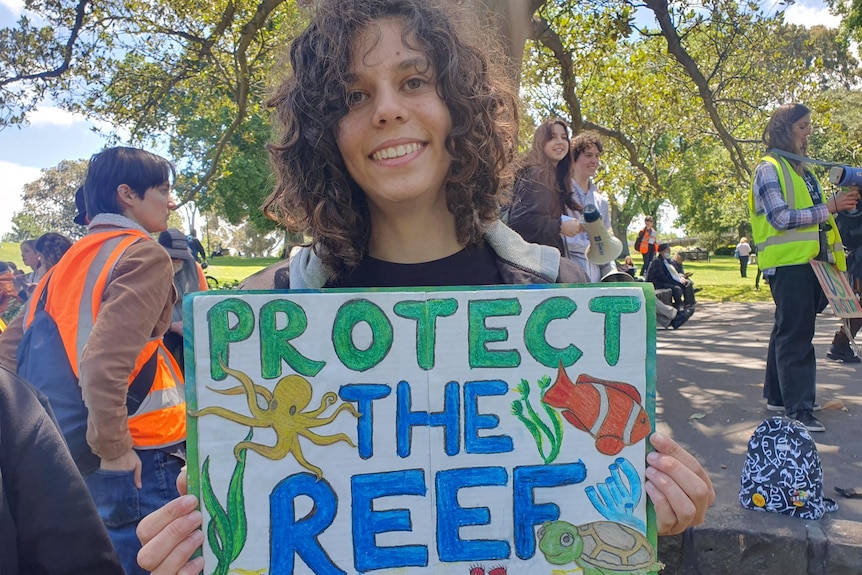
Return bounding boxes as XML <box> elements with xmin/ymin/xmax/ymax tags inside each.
<box><xmin>8</xmin><ymin>5</ymin><xmax>855</xmax><ymax>574</ymax></box>
<box><xmin>0</xmin><ymin>234</ymin><xmax>74</xmax><ymax>322</ymax></box>
<box><xmin>0</xmin><ymin>148</ymin><xmax>210</xmax><ymax>574</ymax></box>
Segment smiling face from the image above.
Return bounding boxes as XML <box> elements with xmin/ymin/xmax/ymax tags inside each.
<box><xmin>542</xmin><ymin>123</ymin><xmax>569</xmax><ymax>165</ymax></box>
<box><xmin>335</xmin><ymin>18</ymin><xmax>453</xmax><ymax>217</ymax></box>
<box><xmin>573</xmin><ymin>143</ymin><xmax>601</xmax><ymax>180</ymax></box>
<box><xmin>791</xmin><ymin>113</ymin><xmax>811</xmax><ymax>156</ymax></box>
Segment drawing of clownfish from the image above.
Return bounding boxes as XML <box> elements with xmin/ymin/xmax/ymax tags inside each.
<box><xmin>541</xmin><ymin>363</ymin><xmax>651</xmax><ymax>456</ymax></box>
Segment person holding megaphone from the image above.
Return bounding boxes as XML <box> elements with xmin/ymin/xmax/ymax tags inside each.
<box><xmin>565</xmin><ymin>131</ymin><xmax>615</xmax><ymax>282</ymax></box>
<box><xmin>749</xmin><ymin>103</ymin><xmax>859</xmax><ymax>433</ymax></box>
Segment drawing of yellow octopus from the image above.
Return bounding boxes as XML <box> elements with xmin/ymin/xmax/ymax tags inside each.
<box><xmin>191</xmin><ymin>359</ymin><xmax>360</xmax><ymax>479</ymax></box>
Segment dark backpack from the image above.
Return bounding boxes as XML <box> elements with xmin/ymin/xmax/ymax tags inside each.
<box><xmin>634</xmin><ymin>229</ymin><xmax>644</xmax><ymax>252</ymax></box>
<box><xmin>739</xmin><ymin>416</ymin><xmax>838</xmax><ymax>519</ymax></box>
<box><xmin>16</xmin><ymin>278</ymin><xmax>154</xmax><ymax>475</ymax></box>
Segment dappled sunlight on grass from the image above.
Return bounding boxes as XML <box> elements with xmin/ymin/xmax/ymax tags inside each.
<box><xmin>681</xmin><ymin>255</ymin><xmax>772</xmax><ymax>303</ymax></box>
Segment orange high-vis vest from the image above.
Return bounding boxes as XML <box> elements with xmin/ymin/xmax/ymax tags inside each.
<box><xmin>24</xmin><ymin>229</ymin><xmax>186</xmax><ymax>450</ymax></box>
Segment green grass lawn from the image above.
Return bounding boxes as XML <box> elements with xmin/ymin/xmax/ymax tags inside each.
<box><xmin>1</xmin><ymin>240</ymin><xmax>772</xmax><ymax>302</ymax></box>
<box><xmin>678</xmin><ymin>255</ymin><xmax>772</xmax><ymax>303</ymax></box>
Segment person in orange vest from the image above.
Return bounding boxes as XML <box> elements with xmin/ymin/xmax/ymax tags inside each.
<box><xmin>634</xmin><ymin>215</ymin><xmax>658</xmax><ymax>276</ymax></box>
<box><xmin>0</xmin><ymin>146</ymin><xmax>186</xmax><ymax>575</ymax></box>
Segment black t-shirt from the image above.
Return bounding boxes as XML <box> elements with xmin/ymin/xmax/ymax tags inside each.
<box><xmin>341</xmin><ymin>242</ymin><xmax>503</xmax><ymax>288</ymax></box>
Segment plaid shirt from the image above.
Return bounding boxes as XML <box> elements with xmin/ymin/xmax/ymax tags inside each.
<box><xmin>752</xmin><ymin>160</ymin><xmax>829</xmax><ymax>276</ymax></box>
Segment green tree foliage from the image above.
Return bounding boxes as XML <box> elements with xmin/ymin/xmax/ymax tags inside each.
<box><xmin>2</xmin><ymin>0</ymin><xmax>859</xmax><ymax>240</ymax></box>
<box><xmin>8</xmin><ymin>159</ymin><xmax>88</xmax><ymax>241</ymax></box>
<box><xmin>520</xmin><ymin>0</ymin><xmax>859</xmax><ymax>238</ymax></box>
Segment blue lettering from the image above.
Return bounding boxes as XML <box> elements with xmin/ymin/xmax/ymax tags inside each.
<box><xmin>351</xmin><ymin>470</ymin><xmax>428</xmax><ymax>571</ymax></box>
<box><xmin>339</xmin><ymin>384</ymin><xmax>391</xmax><ymax>459</ymax></box>
<box><xmin>463</xmin><ymin>380</ymin><xmax>513</xmax><ymax>454</ymax></box>
<box><xmin>270</xmin><ymin>473</ymin><xmax>343</xmax><ymax>575</ymax></box>
<box><xmin>436</xmin><ymin>467</ymin><xmax>510</xmax><ymax>562</ymax></box>
<box><xmin>513</xmin><ymin>463</ymin><xmax>588</xmax><ymax>559</ymax></box>
<box><xmin>396</xmin><ymin>381</ymin><xmax>460</xmax><ymax>457</ymax></box>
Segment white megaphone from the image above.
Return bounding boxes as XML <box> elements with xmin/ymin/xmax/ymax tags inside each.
<box><xmin>583</xmin><ymin>204</ymin><xmax>622</xmax><ymax>264</ymax></box>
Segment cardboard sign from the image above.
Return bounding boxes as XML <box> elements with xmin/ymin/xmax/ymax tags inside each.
<box><xmin>186</xmin><ymin>284</ymin><xmax>659</xmax><ymax>575</ymax></box>
<box><xmin>810</xmin><ymin>260</ymin><xmax>862</xmax><ymax>318</ymax></box>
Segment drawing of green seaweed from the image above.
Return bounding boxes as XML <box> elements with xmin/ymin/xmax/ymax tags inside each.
<box><xmin>201</xmin><ymin>430</ymin><xmax>252</xmax><ymax>575</ymax></box>
<box><xmin>511</xmin><ymin>375</ymin><xmax>564</xmax><ymax>463</ymax></box>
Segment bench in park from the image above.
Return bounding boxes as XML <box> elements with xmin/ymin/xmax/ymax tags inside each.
<box><xmin>681</xmin><ymin>248</ymin><xmax>709</xmax><ymax>262</ymax></box>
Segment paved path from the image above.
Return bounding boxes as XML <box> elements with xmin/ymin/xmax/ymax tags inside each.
<box><xmin>655</xmin><ymin>302</ymin><xmax>862</xmax><ymax>574</ymax></box>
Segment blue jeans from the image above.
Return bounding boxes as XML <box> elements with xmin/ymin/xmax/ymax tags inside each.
<box><xmin>85</xmin><ymin>447</ymin><xmax>184</xmax><ymax>575</ymax></box>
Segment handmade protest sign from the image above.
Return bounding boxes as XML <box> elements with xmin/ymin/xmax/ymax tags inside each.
<box><xmin>185</xmin><ymin>284</ymin><xmax>659</xmax><ymax>575</ymax></box>
<box><xmin>810</xmin><ymin>260</ymin><xmax>862</xmax><ymax>318</ymax></box>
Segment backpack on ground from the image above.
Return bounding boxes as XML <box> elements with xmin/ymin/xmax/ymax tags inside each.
<box><xmin>739</xmin><ymin>416</ymin><xmax>838</xmax><ymax>519</ymax></box>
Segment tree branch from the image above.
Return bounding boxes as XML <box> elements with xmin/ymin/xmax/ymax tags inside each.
<box><xmin>0</xmin><ymin>0</ymin><xmax>91</xmax><ymax>87</ymax></box>
<box><xmin>643</xmin><ymin>0</ymin><xmax>751</xmax><ymax>181</ymax></box>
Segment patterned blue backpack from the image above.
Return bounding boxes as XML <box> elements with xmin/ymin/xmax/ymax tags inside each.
<box><xmin>739</xmin><ymin>416</ymin><xmax>838</xmax><ymax>519</ymax></box>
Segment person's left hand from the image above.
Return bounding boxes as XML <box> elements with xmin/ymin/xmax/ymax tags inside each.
<box><xmin>645</xmin><ymin>432</ymin><xmax>715</xmax><ymax>536</ymax></box>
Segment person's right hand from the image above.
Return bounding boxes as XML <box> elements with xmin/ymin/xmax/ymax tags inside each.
<box><xmin>561</xmin><ymin>219</ymin><xmax>581</xmax><ymax>237</ymax></box>
<box><xmin>137</xmin><ymin>470</ymin><xmax>205</xmax><ymax>575</ymax></box>
<box><xmin>829</xmin><ymin>189</ymin><xmax>860</xmax><ymax>213</ymax></box>
<box><xmin>101</xmin><ymin>449</ymin><xmax>143</xmax><ymax>488</ymax></box>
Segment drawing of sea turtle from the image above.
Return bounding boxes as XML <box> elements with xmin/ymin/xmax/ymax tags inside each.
<box><xmin>537</xmin><ymin>520</ymin><xmax>663</xmax><ymax>574</ymax></box>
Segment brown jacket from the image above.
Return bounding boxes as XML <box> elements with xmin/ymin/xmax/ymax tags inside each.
<box><xmin>0</xmin><ymin>216</ymin><xmax>176</xmax><ymax>460</ymax></box>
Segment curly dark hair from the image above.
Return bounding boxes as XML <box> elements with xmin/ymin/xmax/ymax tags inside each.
<box><xmin>263</xmin><ymin>0</ymin><xmax>518</xmax><ymax>278</ymax></box>
<box><xmin>570</xmin><ymin>130</ymin><xmax>604</xmax><ymax>162</ymax></box>
<box><xmin>35</xmin><ymin>232</ymin><xmax>73</xmax><ymax>271</ymax></box>
<box><xmin>517</xmin><ymin>119</ymin><xmax>580</xmax><ymax>213</ymax></box>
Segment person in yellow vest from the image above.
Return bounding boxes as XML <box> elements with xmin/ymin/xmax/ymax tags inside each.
<box><xmin>749</xmin><ymin>103</ymin><xmax>859</xmax><ymax>433</ymax></box>
<box><xmin>0</xmin><ymin>146</ymin><xmax>186</xmax><ymax>575</ymax></box>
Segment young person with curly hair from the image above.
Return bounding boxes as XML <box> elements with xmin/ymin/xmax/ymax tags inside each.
<box><xmin>136</xmin><ymin>1</ymin><xmax>714</xmax><ymax>572</ymax></box>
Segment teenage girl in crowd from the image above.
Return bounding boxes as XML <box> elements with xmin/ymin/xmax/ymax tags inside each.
<box><xmin>137</xmin><ymin>1</ymin><xmax>714</xmax><ymax>572</ymax></box>
<box><xmin>508</xmin><ymin>119</ymin><xmax>583</xmax><ymax>255</ymax></box>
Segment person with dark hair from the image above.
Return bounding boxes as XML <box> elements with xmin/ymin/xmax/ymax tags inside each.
<box><xmin>508</xmin><ymin>119</ymin><xmax>583</xmax><ymax>254</ymax></box>
<box><xmin>646</xmin><ymin>243</ymin><xmax>697</xmax><ymax>311</ymax></box>
<box><xmin>824</xmin><ymin>184</ymin><xmax>862</xmax><ymax>363</ymax></box>
<box><xmin>73</xmin><ymin>186</ymin><xmax>89</xmax><ymax>226</ymax></box>
<box><xmin>0</xmin><ymin>364</ymin><xmax>124</xmax><ymax>574</ymax></box>
<box><xmin>158</xmin><ymin>228</ymin><xmax>209</xmax><ymax>372</ymax></box>
<box><xmin>635</xmin><ymin>215</ymin><xmax>658</xmax><ymax>276</ymax></box>
<box><xmin>566</xmin><ymin>130</ymin><xmax>613</xmax><ymax>282</ymax></box>
<box><xmin>136</xmin><ymin>1</ymin><xmax>714</xmax><ymax>571</ymax></box>
<box><xmin>749</xmin><ymin>103</ymin><xmax>858</xmax><ymax>432</ymax></box>
<box><xmin>34</xmin><ymin>232</ymin><xmax>73</xmax><ymax>271</ymax></box>
<box><xmin>0</xmin><ymin>146</ymin><xmax>186</xmax><ymax>575</ymax></box>
<box><xmin>185</xmin><ymin>229</ymin><xmax>207</xmax><ymax>266</ymax></box>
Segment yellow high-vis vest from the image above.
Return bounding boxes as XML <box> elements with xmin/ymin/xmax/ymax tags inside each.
<box><xmin>749</xmin><ymin>154</ymin><xmax>845</xmax><ymax>271</ymax></box>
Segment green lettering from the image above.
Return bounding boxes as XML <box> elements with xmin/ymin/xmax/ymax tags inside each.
<box><xmin>524</xmin><ymin>296</ymin><xmax>582</xmax><ymax>368</ymax></box>
<box><xmin>393</xmin><ymin>298</ymin><xmax>458</xmax><ymax>370</ymax></box>
<box><xmin>332</xmin><ymin>299</ymin><xmax>393</xmax><ymax>372</ymax></box>
<box><xmin>259</xmin><ymin>299</ymin><xmax>325</xmax><ymax>378</ymax></box>
<box><xmin>468</xmin><ymin>298</ymin><xmax>521</xmax><ymax>368</ymax></box>
<box><xmin>589</xmin><ymin>296</ymin><xmax>641</xmax><ymax>366</ymax></box>
<box><xmin>207</xmin><ymin>298</ymin><xmax>254</xmax><ymax>380</ymax></box>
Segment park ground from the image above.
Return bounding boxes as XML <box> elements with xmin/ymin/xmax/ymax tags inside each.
<box><xmin>0</xmin><ymin>242</ymin><xmax>777</xmax><ymax>300</ymax></box>
<box><xmin>3</xmin><ymin>243</ymin><xmax>860</xmax><ymax>571</ymax></box>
